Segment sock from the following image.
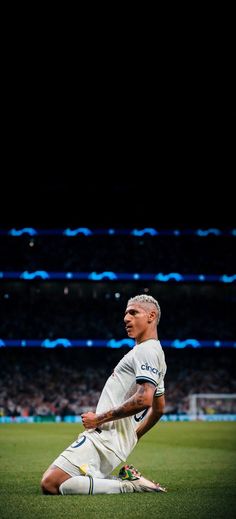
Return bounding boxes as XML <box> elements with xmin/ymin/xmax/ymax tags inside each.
<box><xmin>59</xmin><ymin>475</ymin><xmax>134</xmax><ymax>495</ymax></box>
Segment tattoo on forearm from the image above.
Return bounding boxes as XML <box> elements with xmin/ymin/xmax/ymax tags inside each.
<box><xmin>97</xmin><ymin>385</ymin><xmax>150</xmax><ymax>424</ymax></box>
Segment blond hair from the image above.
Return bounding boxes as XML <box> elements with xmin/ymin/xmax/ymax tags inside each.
<box><xmin>127</xmin><ymin>294</ymin><xmax>161</xmax><ymax>325</ymax></box>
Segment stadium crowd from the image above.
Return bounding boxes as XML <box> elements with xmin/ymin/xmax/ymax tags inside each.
<box><xmin>0</xmin><ymin>347</ymin><xmax>235</xmax><ymax>418</ymax></box>
<box><xmin>0</xmin><ymin>232</ymin><xmax>235</xmax><ymax>274</ymax></box>
<box><xmin>0</xmin><ymin>282</ymin><xmax>235</xmax><ymax>341</ymax></box>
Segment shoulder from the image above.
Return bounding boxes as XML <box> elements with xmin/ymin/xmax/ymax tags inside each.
<box><xmin>134</xmin><ymin>339</ymin><xmax>160</xmax><ymax>357</ymax></box>
<box><xmin>139</xmin><ymin>339</ymin><xmax>161</xmax><ymax>351</ymax></box>
<box><xmin>138</xmin><ymin>340</ymin><xmax>165</xmax><ymax>363</ymax></box>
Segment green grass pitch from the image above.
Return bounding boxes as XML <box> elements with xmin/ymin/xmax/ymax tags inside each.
<box><xmin>0</xmin><ymin>422</ymin><xmax>236</xmax><ymax>519</ymax></box>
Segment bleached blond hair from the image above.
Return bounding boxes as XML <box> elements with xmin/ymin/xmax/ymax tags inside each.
<box><xmin>127</xmin><ymin>294</ymin><xmax>161</xmax><ymax>325</ymax></box>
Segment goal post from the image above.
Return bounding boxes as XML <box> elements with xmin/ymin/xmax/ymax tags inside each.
<box><xmin>188</xmin><ymin>393</ymin><xmax>236</xmax><ymax>420</ymax></box>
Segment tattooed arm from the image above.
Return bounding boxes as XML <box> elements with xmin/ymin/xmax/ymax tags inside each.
<box><xmin>135</xmin><ymin>394</ymin><xmax>165</xmax><ymax>440</ymax></box>
<box><xmin>81</xmin><ymin>382</ymin><xmax>155</xmax><ymax>429</ymax></box>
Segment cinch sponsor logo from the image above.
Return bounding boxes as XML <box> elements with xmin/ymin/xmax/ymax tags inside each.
<box><xmin>141</xmin><ymin>364</ymin><xmax>159</xmax><ymax>374</ymax></box>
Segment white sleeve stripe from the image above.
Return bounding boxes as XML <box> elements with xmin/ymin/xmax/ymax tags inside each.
<box><xmin>136</xmin><ymin>376</ymin><xmax>157</xmax><ymax>387</ymax></box>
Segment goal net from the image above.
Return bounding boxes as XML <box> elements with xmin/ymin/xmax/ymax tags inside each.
<box><xmin>188</xmin><ymin>393</ymin><xmax>236</xmax><ymax>420</ymax></box>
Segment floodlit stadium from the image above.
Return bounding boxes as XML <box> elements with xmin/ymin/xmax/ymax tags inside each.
<box><xmin>0</xmin><ymin>227</ymin><xmax>235</xmax><ymax>518</ymax></box>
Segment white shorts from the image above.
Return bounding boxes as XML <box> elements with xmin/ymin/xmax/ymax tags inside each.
<box><xmin>53</xmin><ymin>433</ymin><xmax>121</xmax><ymax>479</ymax></box>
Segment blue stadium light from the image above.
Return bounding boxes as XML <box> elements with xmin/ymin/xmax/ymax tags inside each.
<box><xmin>220</xmin><ymin>275</ymin><xmax>236</xmax><ymax>283</ymax></box>
<box><xmin>107</xmin><ymin>339</ymin><xmax>135</xmax><ymax>348</ymax></box>
<box><xmin>9</xmin><ymin>228</ymin><xmax>38</xmax><ymax>236</ymax></box>
<box><xmin>1</xmin><ymin>271</ymin><xmax>235</xmax><ymax>282</ymax></box>
<box><xmin>0</xmin><ymin>227</ymin><xmax>234</xmax><ymax>236</ymax></box>
<box><xmin>20</xmin><ymin>271</ymin><xmax>50</xmax><ymax>280</ymax></box>
<box><xmin>88</xmin><ymin>271</ymin><xmax>118</xmax><ymax>280</ymax></box>
<box><xmin>0</xmin><ymin>339</ymin><xmax>235</xmax><ymax>348</ymax></box>
<box><xmin>196</xmin><ymin>228</ymin><xmax>222</xmax><ymax>236</ymax></box>
<box><xmin>41</xmin><ymin>338</ymin><xmax>72</xmax><ymax>348</ymax></box>
<box><xmin>154</xmin><ymin>273</ymin><xmax>183</xmax><ymax>281</ymax></box>
<box><xmin>63</xmin><ymin>228</ymin><xmax>92</xmax><ymax>236</ymax></box>
<box><xmin>171</xmin><ymin>339</ymin><xmax>201</xmax><ymax>348</ymax></box>
<box><xmin>131</xmin><ymin>228</ymin><xmax>158</xmax><ymax>236</ymax></box>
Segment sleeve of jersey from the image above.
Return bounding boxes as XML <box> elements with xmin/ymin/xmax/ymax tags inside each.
<box><xmin>134</xmin><ymin>344</ymin><xmax>162</xmax><ymax>389</ymax></box>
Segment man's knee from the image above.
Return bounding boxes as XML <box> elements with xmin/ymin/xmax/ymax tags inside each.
<box><xmin>41</xmin><ymin>474</ymin><xmax>57</xmax><ymax>494</ymax></box>
<box><xmin>41</xmin><ymin>467</ymin><xmax>71</xmax><ymax>495</ymax></box>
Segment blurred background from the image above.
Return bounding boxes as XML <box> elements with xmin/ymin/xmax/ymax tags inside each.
<box><xmin>0</xmin><ymin>214</ymin><xmax>235</xmax><ymax>422</ymax></box>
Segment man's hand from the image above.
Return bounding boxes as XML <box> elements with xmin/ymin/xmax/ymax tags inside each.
<box><xmin>81</xmin><ymin>382</ymin><xmax>156</xmax><ymax>430</ymax></box>
<box><xmin>81</xmin><ymin>411</ymin><xmax>98</xmax><ymax>429</ymax></box>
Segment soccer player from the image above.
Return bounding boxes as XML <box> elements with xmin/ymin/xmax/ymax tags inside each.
<box><xmin>41</xmin><ymin>294</ymin><xmax>167</xmax><ymax>495</ymax></box>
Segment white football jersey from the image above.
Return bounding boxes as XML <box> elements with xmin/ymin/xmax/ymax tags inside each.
<box><xmin>85</xmin><ymin>339</ymin><xmax>166</xmax><ymax>462</ymax></box>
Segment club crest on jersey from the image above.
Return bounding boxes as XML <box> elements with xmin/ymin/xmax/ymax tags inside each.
<box><xmin>141</xmin><ymin>363</ymin><xmax>159</xmax><ymax>374</ymax></box>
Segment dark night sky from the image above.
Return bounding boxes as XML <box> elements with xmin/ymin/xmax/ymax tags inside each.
<box><xmin>1</xmin><ymin>111</ymin><xmax>234</xmax><ymax>229</ymax></box>
<box><xmin>1</xmin><ymin>173</ymin><xmax>234</xmax><ymax>229</ymax></box>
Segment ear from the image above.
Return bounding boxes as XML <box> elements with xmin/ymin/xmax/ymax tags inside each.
<box><xmin>148</xmin><ymin>310</ymin><xmax>156</xmax><ymax>323</ymax></box>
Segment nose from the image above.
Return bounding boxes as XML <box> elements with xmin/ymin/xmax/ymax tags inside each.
<box><xmin>124</xmin><ymin>313</ymin><xmax>131</xmax><ymax>324</ymax></box>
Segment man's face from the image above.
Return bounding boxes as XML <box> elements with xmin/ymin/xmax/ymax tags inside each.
<box><xmin>124</xmin><ymin>303</ymin><xmax>150</xmax><ymax>339</ymax></box>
